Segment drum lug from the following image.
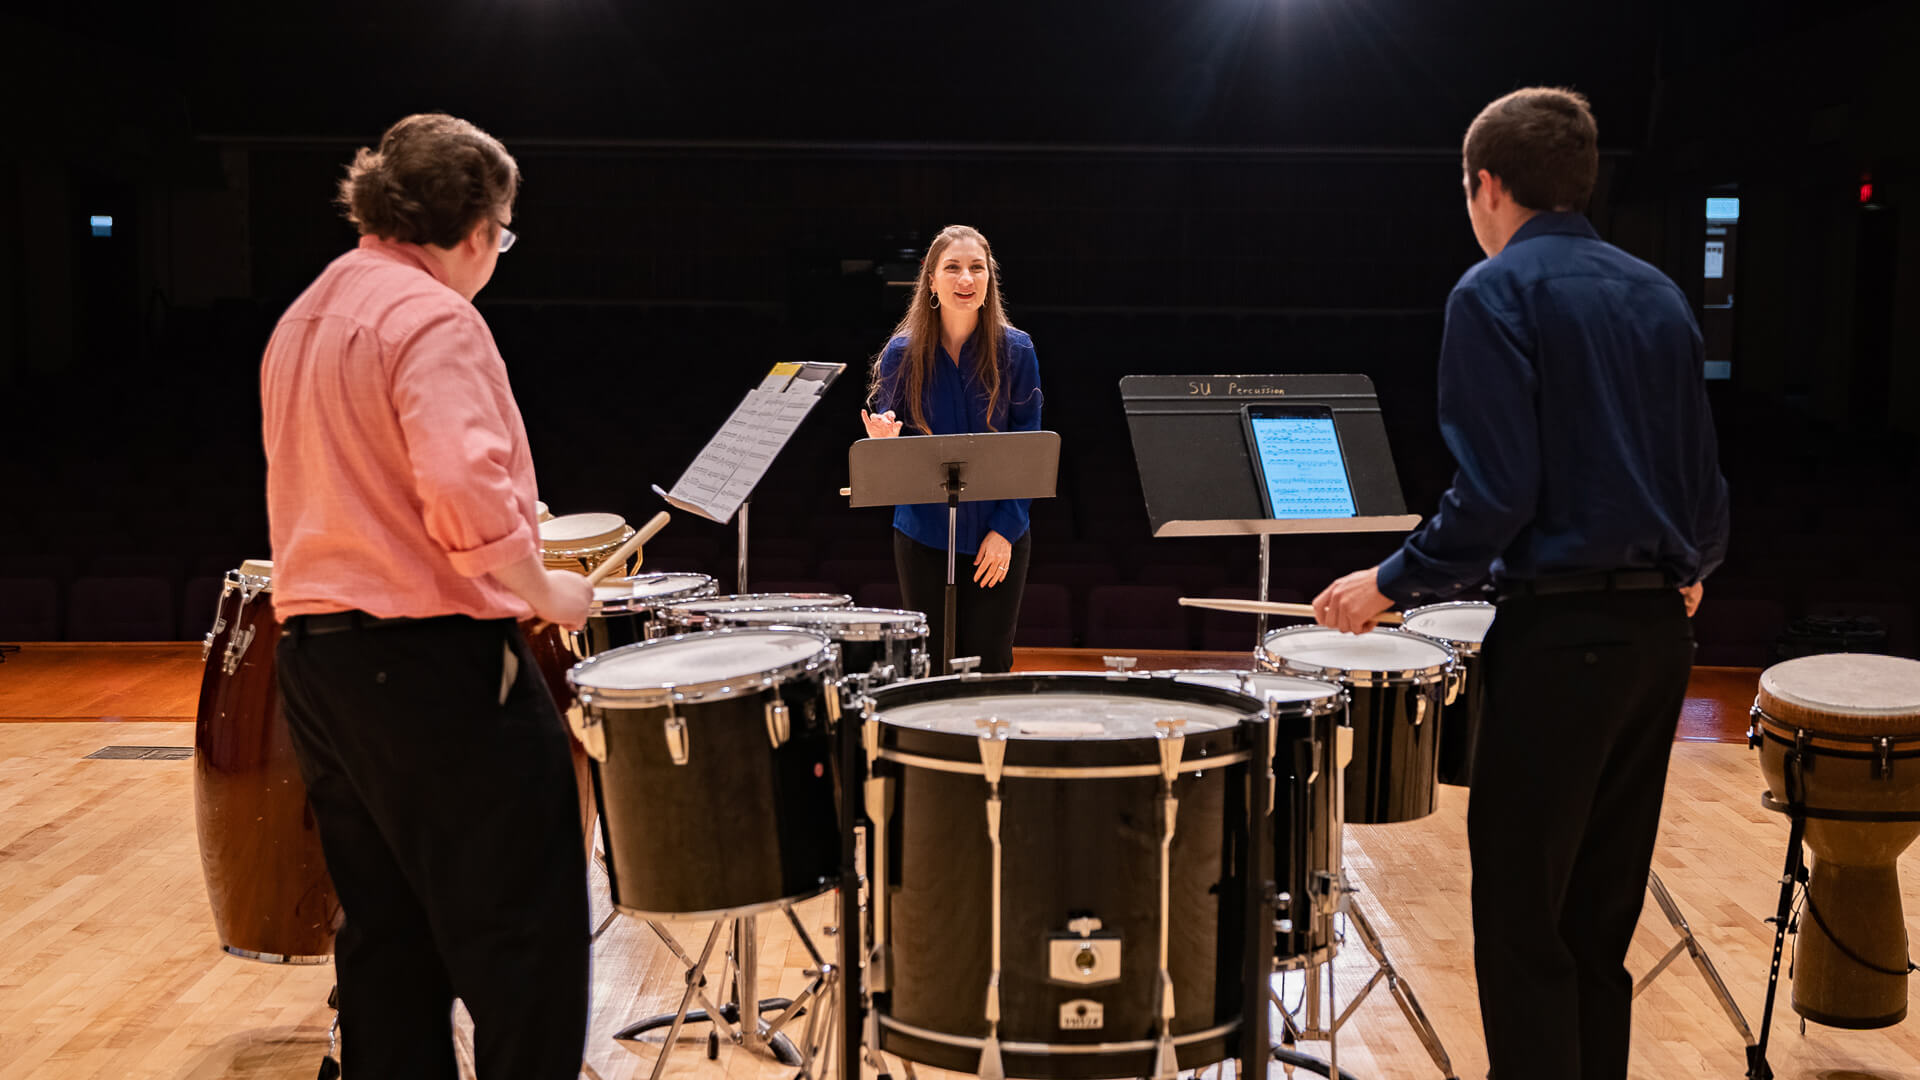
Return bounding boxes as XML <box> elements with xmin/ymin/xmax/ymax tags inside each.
<box><xmin>221</xmin><ymin>626</ymin><xmax>255</xmax><ymax>676</ymax></box>
<box><xmin>765</xmin><ymin>698</ymin><xmax>791</xmax><ymax>749</ymax></box>
<box><xmin>912</xmin><ymin>650</ymin><xmax>930</xmax><ymax>680</ymax></box>
<box><xmin>569</xmin><ymin>705</ymin><xmax>607</xmax><ymax>761</ymax></box>
<box><xmin>1874</xmin><ymin>736</ymin><xmax>1893</xmax><ymax>780</ymax></box>
<box><xmin>201</xmin><ymin>621</ymin><xmax>224</xmax><ymax>662</ymax></box>
<box><xmin>1411</xmin><ymin>690</ymin><xmax>1430</xmax><ymax>727</ymax></box>
<box><xmin>1444</xmin><ymin>663</ymin><xmax>1464</xmax><ymax>706</ymax></box>
<box><xmin>1102</xmin><ymin>655</ymin><xmax>1139</xmax><ymax>681</ymax></box>
<box><xmin>953</xmin><ymin>655</ymin><xmax>984</xmax><ymax>679</ymax></box>
<box><xmin>1748</xmin><ymin>704</ymin><xmax>1765</xmax><ymax>749</ymax></box>
<box><xmin>663</xmin><ymin>706</ymin><xmax>690</xmax><ymax>766</ymax></box>
<box><xmin>1153</xmin><ymin>719</ymin><xmax>1187</xmax><ymax>783</ymax></box>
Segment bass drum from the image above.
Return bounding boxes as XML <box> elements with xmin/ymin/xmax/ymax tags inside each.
<box><xmin>866</xmin><ymin>673</ymin><xmax>1263</xmax><ymax>1079</ymax></box>
<box><xmin>194</xmin><ymin>560</ymin><xmax>342</xmax><ymax>963</ymax></box>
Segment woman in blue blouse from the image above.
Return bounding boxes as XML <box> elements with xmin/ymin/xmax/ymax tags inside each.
<box><xmin>861</xmin><ymin>224</ymin><xmax>1043</xmax><ymax>673</ymax></box>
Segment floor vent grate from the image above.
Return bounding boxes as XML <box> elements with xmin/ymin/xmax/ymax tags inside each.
<box><xmin>85</xmin><ymin>746</ymin><xmax>194</xmax><ymax>761</ymax></box>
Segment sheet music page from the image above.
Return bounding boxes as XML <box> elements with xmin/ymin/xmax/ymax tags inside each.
<box><xmin>661</xmin><ymin>362</ymin><xmax>842</xmax><ymax>522</ymax></box>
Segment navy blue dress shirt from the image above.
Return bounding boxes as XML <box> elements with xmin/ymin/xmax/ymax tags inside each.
<box><xmin>873</xmin><ymin>328</ymin><xmax>1044</xmax><ymax>554</ymax></box>
<box><xmin>1376</xmin><ymin>212</ymin><xmax>1730</xmax><ymax>604</ymax></box>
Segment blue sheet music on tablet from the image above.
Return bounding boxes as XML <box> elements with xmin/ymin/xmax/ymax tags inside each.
<box><xmin>1246</xmin><ymin>408</ymin><xmax>1358</xmax><ymax>518</ymax></box>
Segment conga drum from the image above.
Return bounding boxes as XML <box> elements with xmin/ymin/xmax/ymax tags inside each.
<box><xmin>1753</xmin><ymin>653</ymin><xmax>1920</xmax><ymax>1028</ymax></box>
<box><xmin>193</xmin><ymin>559</ymin><xmax>342</xmax><ymax>962</ymax></box>
<box><xmin>1401</xmin><ymin>601</ymin><xmax>1496</xmax><ymax>787</ymax></box>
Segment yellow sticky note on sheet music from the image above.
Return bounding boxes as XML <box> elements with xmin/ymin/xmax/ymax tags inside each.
<box><xmin>759</xmin><ymin>363</ymin><xmax>802</xmax><ymax>391</ymax></box>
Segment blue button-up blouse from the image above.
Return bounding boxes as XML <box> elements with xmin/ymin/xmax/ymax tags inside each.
<box><xmin>872</xmin><ymin>328</ymin><xmax>1044</xmax><ymax>554</ymax></box>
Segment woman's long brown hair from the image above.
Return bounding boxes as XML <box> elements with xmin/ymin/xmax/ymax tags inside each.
<box><xmin>868</xmin><ymin>224</ymin><xmax>1015</xmax><ymax>435</ymax></box>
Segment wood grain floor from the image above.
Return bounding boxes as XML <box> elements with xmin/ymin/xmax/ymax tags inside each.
<box><xmin>1</xmin><ymin>648</ymin><xmax>1913</xmax><ymax>1080</ymax></box>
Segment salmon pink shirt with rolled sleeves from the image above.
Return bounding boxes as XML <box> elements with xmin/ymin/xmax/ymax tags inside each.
<box><xmin>262</xmin><ymin>235</ymin><xmax>540</xmax><ymax>620</ymax></box>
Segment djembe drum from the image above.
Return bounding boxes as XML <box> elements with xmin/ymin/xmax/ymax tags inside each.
<box><xmin>1753</xmin><ymin>652</ymin><xmax>1920</xmax><ymax>1028</ymax></box>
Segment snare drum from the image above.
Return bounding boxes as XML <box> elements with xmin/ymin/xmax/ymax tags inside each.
<box><xmin>1258</xmin><ymin>626</ymin><xmax>1455</xmax><ymax>824</ymax></box>
<box><xmin>1401</xmin><ymin>601</ymin><xmax>1496</xmax><ymax>787</ymax></box>
<box><xmin>194</xmin><ymin>559</ymin><xmax>342</xmax><ymax>963</ymax></box>
<box><xmin>1167</xmin><ymin>671</ymin><xmax>1348</xmax><ymax>968</ymax></box>
<box><xmin>662</xmin><ymin>592</ymin><xmax>852</xmax><ymax>634</ymax></box>
<box><xmin>865</xmin><ymin>673</ymin><xmax>1262</xmax><ymax>1078</ymax></box>
<box><xmin>706</xmin><ymin>606</ymin><xmax>929</xmax><ymax>685</ymax></box>
<box><xmin>540</xmin><ymin>512</ymin><xmax>634</xmax><ymax>575</ymax></box>
<box><xmin>568</xmin><ymin>629</ymin><xmax>843</xmax><ymax>916</ymax></box>
<box><xmin>571</xmin><ymin>572</ymin><xmax>719</xmax><ymax>658</ymax></box>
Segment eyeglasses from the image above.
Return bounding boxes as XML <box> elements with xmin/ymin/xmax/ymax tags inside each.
<box><xmin>498</xmin><ymin>225</ymin><xmax>517</xmax><ymax>254</ymax></box>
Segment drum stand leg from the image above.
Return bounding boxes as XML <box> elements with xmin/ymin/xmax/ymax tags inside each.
<box><xmin>612</xmin><ymin>905</ymin><xmax>841</xmax><ymax>1077</ymax></box>
<box><xmin>1635</xmin><ymin>869</ymin><xmax>1757</xmax><ymax>1053</ymax></box>
<box><xmin>1271</xmin><ymin>893</ymin><xmax>1460</xmax><ymax>1080</ymax></box>
<box><xmin>1745</xmin><ymin>809</ymin><xmax>1806</xmax><ymax>1080</ymax></box>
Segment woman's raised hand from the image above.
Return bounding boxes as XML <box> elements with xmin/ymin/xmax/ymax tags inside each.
<box><xmin>860</xmin><ymin>409</ymin><xmax>904</xmax><ymax>438</ymax></box>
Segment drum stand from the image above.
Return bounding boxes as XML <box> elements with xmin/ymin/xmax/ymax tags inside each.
<box><xmin>1634</xmin><ymin>870</ymin><xmax>1756</xmax><ymax>1052</ymax></box>
<box><xmin>613</xmin><ymin>906</ymin><xmax>843</xmax><ymax>1080</ymax></box>
<box><xmin>1272</xmin><ymin>879</ymin><xmax>1459</xmax><ymax>1080</ymax></box>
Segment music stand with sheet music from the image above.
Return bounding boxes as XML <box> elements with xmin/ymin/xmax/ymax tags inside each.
<box><xmin>846</xmin><ymin>431</ymin><xmax>1060</xmax><ymax>674</ymax></box>
<box><xmin>654</xmin><ymin>361</ymin><xmax>846</xmax><ymax>591</ymax></box>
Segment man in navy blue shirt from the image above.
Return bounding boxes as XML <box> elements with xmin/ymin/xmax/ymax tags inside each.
<box><xmin>1314</xmin><ymin>88</ymin><xmax>1729</xmax><ymax>1079</ymax></box>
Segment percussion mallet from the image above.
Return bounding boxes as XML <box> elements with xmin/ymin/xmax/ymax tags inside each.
<box><xmin>586</xmin><ymin>511</ymin><xmax>671</xmax><ymax>586</ymax></box>
<box><xmin>1177</xmin><ymin>595</ymin><xmax>1405</xmax><ymax>626</ymax></box>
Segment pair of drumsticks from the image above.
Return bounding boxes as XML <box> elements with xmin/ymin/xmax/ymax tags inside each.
<box><xmin>1177</xmin><ymin>596</ymin><xmax>1405</xmax><ymax>626</ymax></box>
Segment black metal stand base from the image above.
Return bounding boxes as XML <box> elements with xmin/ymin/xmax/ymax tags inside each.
<box><xmin>614</xmin><ymin>999</ymin><xmax>805</xmax><ymax>1065</ymax></box>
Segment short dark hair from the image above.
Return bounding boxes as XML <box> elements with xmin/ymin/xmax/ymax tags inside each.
<box><xmin>337</xmin><ymin>113</ymin><xmax>519</xmax><ymax>247</ymax></box>
<box><xmin>1463</xmin><ymin>88</ymin><xmax>1598</xmax><ymax>212</ymax></box>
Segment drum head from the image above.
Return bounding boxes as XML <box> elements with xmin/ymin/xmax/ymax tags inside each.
<box><xmin>674</xmin><ymin>593</ymin><xmax>853</xmax><ymax>613</ymax></box>
<box><xmin>1169</xmin><ymin>670</ymin><xmax>1343</xmax><ymax>709</ymax></box>
<box><xmin>571</xmin><ymin>629</ymin><xmax>831</xmax><ymax>698</ymax></box>
<box><xmin>881</xmin><ymin>691</ymin><xmax>1246</xmax><ymax>740</ymax></box>
<box><xmin>592</xmin><ymin>573</ymin><xmax>716</xmax><ymax>612</ymax></box>
<box><xmin>539</xmin><ymin>512</ymin><xmax>628</xmax><ymax>545</ymax></box>
<box><xmin>1758</xmin><ymin>654</ymin><xmax>1920</xmax><ymax>736</ymax></box>
<box><xmin>1402</xmin><ymin>602</ymin><xmax>1496</xmax><ymax>648</ymax></box>
<box><xmin>1260</xmin><ymin>626</ymin><xmax>1453</xmax><ymax>679</ymax></box>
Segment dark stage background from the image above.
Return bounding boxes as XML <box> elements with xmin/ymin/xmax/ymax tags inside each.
<box><xmin>1</xmin><ymin>0</ymin><xmax>1915</xmax><ymax>661</ymax></box>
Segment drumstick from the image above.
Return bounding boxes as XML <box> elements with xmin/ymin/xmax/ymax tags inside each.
<box><xmin>586</xmin><ymin>512</ymin><xmax>671</xmax><ymax>586</ymax></box>
<box><xmin>531</xmin><ymin>512</ymin><xmax>672</xmax><ymax>633</ymax></box>
<box><xmin>1177</xmin><ymin>596</ymin><xmax>1405</xmax><ymax>626</ymax></box>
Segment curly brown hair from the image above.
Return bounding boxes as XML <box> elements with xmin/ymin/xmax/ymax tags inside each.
<box><xmin>337</xmin><ymin>113</ymin><xmax>519</xmax><ymax>248</ymax></box>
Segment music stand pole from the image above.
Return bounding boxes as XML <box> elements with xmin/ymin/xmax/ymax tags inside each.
<box><xmin>738</xmin><ymin>498</ymin><xmax>750</xmax><ymax>594</ymax></box>
<box><xmin>944</xmin><ymin>465</ymin><xmax>961</xmax><ymax>674</ymax></box>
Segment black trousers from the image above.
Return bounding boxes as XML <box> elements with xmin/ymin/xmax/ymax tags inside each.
<box><xmin>277</xmin><ymin>615</ymin><xmax>589</xmax><ymax>1080</ymax></box>
<box><xmin>1467</xmin><ymin>588</ymin><xmax>1695</xmax><ymax>1080</ymax></box>
<box><xmin>894</xmin><ymin>529</ymin><xmax>1031</xmax><ymax>673</ymax></box>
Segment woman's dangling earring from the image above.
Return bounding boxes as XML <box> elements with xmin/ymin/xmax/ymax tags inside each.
<box><xmin>929</xmin><ymin>291</ymin><xmax>940</xmax><ymax>310</ymax></box>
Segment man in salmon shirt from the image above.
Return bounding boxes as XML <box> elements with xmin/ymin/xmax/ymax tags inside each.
<box><xmin>261</xmin><ymin>113</ymin><xmax>593</xmax><ymax>1078</ymax></box>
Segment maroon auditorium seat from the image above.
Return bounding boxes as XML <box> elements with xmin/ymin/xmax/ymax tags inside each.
<box><xmin>1085</xmin><ymin>585</ymin><xmax>1189</xmax><ymax>651</ymax></box>
<box><xmin>1015</xmin><ymin>583</ymin><xmax>1074</xmax><ymax>647</ymax></box>
<box><xmin>66</xmin><ymin>576</ymin><xmax>178</xmax><ymax>641</ymax></box>
<box><xmin>747</xmin><ymin>580</ymin><xmax>842</xmax><ymax>598</ymax></box>
<box><xmin>1133</xmin><ymin>563</ymin><xmax>1231</xmax><ymax>592</ymax></box>
<box><xmin>1691</xmin><ymin>593</ymin><xmax>1789</xmax><ymax>667</ymax></box>
<box><xmin>818</xmin><ymin>559</ymin><xmax>898</xmax><ymax>594</ymax></box>
<box><xmin>0</xmin><ymin>578</ymin><xmax>60</xmax><ymax>641</ymax></box>
<box><xmin>1198</xmin><ymin>586</ymin><xmax>1309</xmax><ymax>652</ymax></box>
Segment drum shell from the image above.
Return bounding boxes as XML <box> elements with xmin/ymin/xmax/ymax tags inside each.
<box><xmin>589</xmin><ymin>676</ymin><xmax>842</xmax><ymax>916</ymax></box>
<box><xmin>1273</xmin><ymin>704</ymin><xmax>1343</xmax><ymax>964</ymax></box>
<box><xmin>1757</xmin><ymin>722</ymin><xmax>1920</xmax><ymax>1028</ymax></box>
<box><xmin>193</xmin><ymin>580</ymin><xmax>341</xmax><ymax>962</ymax></box>
<box><xmin>1258</xmin><ymin>659</ymin><xmax>1444</xmax><ymax>824</ymax></box>
<box><xmin>1436</xmin><ymin>651</ymin><xmax>1484</xmax><ymax>787</ymax></box>
<box><xmin>870</xmin><ymin>676</ymin><xmax>1257</xmax><ymax>1078</ymax></box>
<box><xmin>571</xmin><ymin>609</ymin><xmax>660</xmax><ymax>658</ymax></box>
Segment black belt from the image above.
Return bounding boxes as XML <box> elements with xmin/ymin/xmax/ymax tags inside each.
<box><xmin>287</xmin><ymin>611</ymin><xmax>445</xmax><ymax>636</ymax></box>
<box><xmin>1498</xmin><ymin>569</ymin><xmax>1675</xmax><ymax>599</ymax></box>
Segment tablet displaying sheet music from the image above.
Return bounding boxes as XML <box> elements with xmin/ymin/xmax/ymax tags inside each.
<box><xmin>1242</xmin><ymin>404</ymin><xmax>1359</xmax><ymax>519</ymax></box>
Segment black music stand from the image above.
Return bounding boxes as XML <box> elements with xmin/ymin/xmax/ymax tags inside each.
<box><xmin>847</xmin><ymin>431</ymin><xmax>1060</xmax><ymax>674</ymax></box>
<box><xmin>1121</xmin><ymin>374</ymin><xmax>1421</xmax><ymax>643</ymax></box>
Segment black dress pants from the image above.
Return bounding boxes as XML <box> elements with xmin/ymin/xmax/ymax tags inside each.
<box><xmin>277</xmin><ymin>615</ymin><xmax>589</xmax><ymax>1080</ymax></box>
<box><xmin>1467</xmin><ymin>588</ymin><xmax>1694</xmax><ymax>1080</ymax></box>
<box><xmin>894</xmin><ymin>529</ymin><xmax>1031</xmax><ymax>673</ymax></box>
